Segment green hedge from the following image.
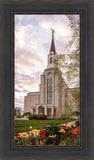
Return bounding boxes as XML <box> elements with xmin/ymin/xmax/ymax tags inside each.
<box><xmin>29</xmin><ymin>114</ymin><xmax>47</xmax><ymax>120</ymax></box>
<box><xmin>16</xmin><ymin>115</ymin><xmax>22</xmax><ymax>118</ymax></box>
<box><xmin>71</xmin><ymin>111</ymin><xmax>80</xmax><ymax>116</ymax></box>
<box><xmin>23</xmin><ymin>112</ymin><xmax>31</xmax><ymax>117</ymax></box>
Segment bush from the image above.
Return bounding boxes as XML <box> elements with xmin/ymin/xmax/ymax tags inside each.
<box><xmin>16</xmin><ymin>115</ymin><xmax>22</xmax><ymax>118</ymax></box>
<box><xmin>44</xmin><ymin>123</ymin><xmax>61</xmax><ymax>137</ymax></box>
<box><xmin>15</xmin><ymin>108</ymin><xmax>22</xmax><ymax>117</ymax></box>
<box><xmin>62</xmin><ymin>116</ymin><xmax>72</xmax><ymax>120</ymax></box>
<box><xmin>23</xmin><ymin>112</ymin><xmax>32</xmax><ymax>118</ymax></box>
<box><xmin>28</xmin><ymin>114</ymin><xmax>47</xmax><ymax>120</ymax></box>
<box><xmin>71</xmin><ymin>111</ymin><xmax>80</xmax><ymax>116</ymax></box>
<box><xmin>61</xmin><ymin>113</ymin><xmax>72</xmax><ymax>120</ymax></box>
<box><xmin>36</xmin><ymin>114</ymin><xmax>47</xmax><ymax>120</ymax></box>
<box><xmin>28</xmin><ymin>114</ymin><xmax>36</xmax><ymax>120</ymax></box>
<box><xmin>62</xmin><ymin>116</ymin><xmax>69</xmax><ymax>120</ymax></box>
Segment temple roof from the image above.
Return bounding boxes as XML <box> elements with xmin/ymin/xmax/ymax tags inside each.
<box><xmin>50</xmin><ymin>37</ymin><xmax>56</xmax><ymax>54</ymax></box>
<box><xmin>50</xmin><ymin>28</ymin><xmax>56</xmax><ymax>54</ymax></box>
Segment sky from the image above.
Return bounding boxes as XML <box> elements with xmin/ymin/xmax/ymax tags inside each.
<box><xmin>15</xmin><ymin>14</ymin><xmax>79</xmax><ymax>111</ymax></box>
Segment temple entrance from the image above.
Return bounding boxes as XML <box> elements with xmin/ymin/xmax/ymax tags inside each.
<box><xmin>47</xmin><ymin>108</ymin><xmax>51</xmax><ymax>117</ymax></box>
<box><xmin>38</xmin><ymin>106</ymin><xmax>44</xmax><ymax>115</ymax></box>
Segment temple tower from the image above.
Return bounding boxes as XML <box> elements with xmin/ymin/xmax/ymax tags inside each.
<box><xmin>47</xmin><ymin>28</ymin><xmax>57</xmax><ymax>68</ymax></box>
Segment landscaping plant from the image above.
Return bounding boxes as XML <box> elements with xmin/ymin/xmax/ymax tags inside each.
<box><xmin>15</xmin><ymin>121</ymin><xmax>80</xmax><ymax>145</ymax></box>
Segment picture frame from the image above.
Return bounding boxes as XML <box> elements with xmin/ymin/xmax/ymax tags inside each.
<box><xmin>0</xmin><ymin>0</ymin><xmax>94</xmax><ymax>159</ymax></box>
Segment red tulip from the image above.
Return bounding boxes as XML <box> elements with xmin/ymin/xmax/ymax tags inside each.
<box><xmin>71</xmin><ymin>131</ymin><xmax>75</xmax><ymax>135</ymax></box>
<box><xmin>77</xmin><ymin>126</ymin><xmax>80</xmax><ymax>131</ymax></box>
<box><xmin>40</xmin><ymin>122</ymin><xmax>43</xmax><ymax>124</ymax></box>
<box><xmin>26</xmin><ymin>131</ymin><xmax>30</xmax><ymax>135</ymax></box>
<box><xmin>39</xmin><ymin>130</ymin><xmax>45</xmax><ymax>134</ymax></box>
<box><xmin>41</xmin><ymin>135</ymin><xmax>45</xmax><ymax>139</ymax></box>
<box><xmin>62</xmin><ymin>125</ymin><xmax>67</xmax><ymax>130</ymax></box>
<box><xmin>15</xmin><ymin>133</ymin><xmax>20</xmax><ymax>138</ymax></box>
<box><xmin>71</xmin><ymin>126</ymin><xmax>80</xmax><ymax>135</ymax></box>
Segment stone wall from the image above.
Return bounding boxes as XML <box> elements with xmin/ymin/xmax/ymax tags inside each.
<box><xmin>24</xmin><ymin>92</ymin><xmax>40</xmax><ymax>113</ymax></box>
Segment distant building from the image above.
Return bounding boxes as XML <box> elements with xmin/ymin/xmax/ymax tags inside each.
<box><xmin>24</xmin><ymin>29</ymin><xmax>79</xmax><ymax>118</ymax></box>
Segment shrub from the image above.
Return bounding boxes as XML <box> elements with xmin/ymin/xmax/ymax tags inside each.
<box><xmin>28</xmin><ymin>114</ymin><xmax>47</xmax><ymax>120</ymax></box>
<box><xmin>36</xmin><ymin>114</ymin><xmax>47</xmax><ymax>120</ymax></box>
<box><xmin>62</xmin><ymin>116</ymin><xmax>72</xmax><ymax>120</ymax></box>
<box><xmin>62</xmin><ymin>116</ymin><xmax>69</xmax><ymax>120</ymax></box>
<box><xmin>23</xmin><ymin>112</ymin><xmax>31</xmax><ymax>118</ymax></box>
<box><xmin>16</xmin><ymin>115</ymin><xmax>22</xmax><ymax>118</ymax></box>
<box><xmin>28</xmin><ymin>114</ymin><xmax>36</xmax><ymax>120</ymax></box>
<box><xmin>43</xmin><ymin>123</ymin><xmax>61</xmax><ymax>145</ymax></box>
<box><xmin>71</xmin><ymin>111</ymin><xmax>80</xmax><ymax>116</ymax></box>
<box><xmin>44</xmin><ymin>123</ymin><xmax>61</xmax><ymax>137</ymax></box>
<box><xmin>15</xmin><ymin>108</ymin><xmax>22</xmax><ymax>118</ymax></box>
<box><xmin>61</xmin><ymin>114</ymin><xmax>72</xmax><ymax>120</ymax></box>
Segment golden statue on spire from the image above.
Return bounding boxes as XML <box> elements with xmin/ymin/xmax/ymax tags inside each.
<box><xmin>51</xmin><ymin>28</ymin><xmax>55</xmax><ymax>37</ymax></box>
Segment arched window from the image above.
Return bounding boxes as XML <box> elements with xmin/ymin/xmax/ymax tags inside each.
<box><xmin>50</xmin><ymin>57</ymin><xmax>52</xmax><ymax>64</ymax></box>
<box><xmin>48</xmin><ymin>72</ymin><xmax>52</xmax><ymax>76</ymax></box>
<box><xmin>38</xmin><ymin>106</ymin><xmax>44</xmax><ymax>115</ymax></box>
<box><xmin>47</xmin><ymin>79</ymin><xmax>52</xmax><ymax>104</ymax></box>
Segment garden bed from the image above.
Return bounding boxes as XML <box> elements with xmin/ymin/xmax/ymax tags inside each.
<box><xmin>15</xmin><ymin>120</ymin><xmax>80</xmax><ymax>145</ymax></box>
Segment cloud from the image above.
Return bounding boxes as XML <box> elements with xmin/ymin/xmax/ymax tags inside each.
<box><xmin>15</xmin><ymin>23</ymin><xmax>39</xmax><ymax>52</ymax></box>
<box><xmin>15</xmin><ymin>73</ymin><xmax>40</xmax><ymax>88</ymax></box>
<box><xmin>15</xmin><ymin>71</ymin><xmax>41</xmax><ymax>108</ymax></box>
<box><xmin>15</xmin><ymin>14</ymin><xmax>79</xmax><ymax>110</ymax></box>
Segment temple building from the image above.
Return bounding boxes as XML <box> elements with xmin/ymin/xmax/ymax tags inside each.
<box><xmin>24</xmin><ymin>29</ymin><xmax>79</xmax><ymax>118</ymax></box>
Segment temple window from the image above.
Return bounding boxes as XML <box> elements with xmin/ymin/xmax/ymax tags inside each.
<box><xmin>50</xmin><ymin>57</ymin><xmax>52</xmax><ymax>64</ymax></box>
<box><xmin>47</xmin><ymin>79</ymin><xmax>53</xmax><ymax>104</ymax></box>
<box><xmin>48</xmin><ymin>72</ymin><xmax>52</xmax><ymax>76</ymax></box>
<box><xmin>33</xmin><ymin>109</ymin><xmax>36</xmax><ymax>114</ymax></box>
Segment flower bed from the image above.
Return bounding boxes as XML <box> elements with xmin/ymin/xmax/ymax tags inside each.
<box><xmin>14</xmin><ymin>121</ymin><xmax>80</xmax><ymax>145</ymax></box>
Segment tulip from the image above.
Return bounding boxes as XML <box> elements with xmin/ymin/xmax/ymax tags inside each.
<box><xmin>15</xmin><ymin>133</ymin><xmax>20</xmax><ymax>138</ymax></box>
<box><xmin>71</xmin><ymin>131</ymin><xmax>75</xmax><ymax>135</ymax></box>
<box><xmin>30</xmin><ymin>126</ymin><xmax>32</xmax><ymax>129</ymax></box>
<box><xmin>48</xmin><ymin>134</ymin><xmax>56</xmax><ymax>138</ymax></box>
<box><xmin>62</xmin><ymin>125</ymin><xmax>67</xmax><ymax>130</ymax></box>
<box><xmin>41</xmin><ymin>135</ymin><xmax>45</xmax><ymax>139</ymax></box>
<box><xmin>19</xmin><ymin>133</ymin><xmax>26</xmax><ymax>138</ymax></box>
<box><xmin>39</xmin><ymin>130</ymin><xmax>45</xmax><ymax>134</ymax></box>
<box><xmin>40</xmin><ymin>122</ymin><xmax>43</xmax><ymax>124</ymax></box>
<box><xmin>32</xmin><ymin>129</ymin><xmax>39</xmax><ymax>133</ymax></box>
<box><xmin>59</xmin><ymin>129</ymin><xmax>66</xmax><ymax>133</ymax></box>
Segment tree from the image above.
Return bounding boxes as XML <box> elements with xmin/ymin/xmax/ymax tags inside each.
<box><xmin>64</xmin><ymin>98</ymin><xmax>73</xmax><ymax>119</ymax></box>
<box><xmin>54</xmin><ymin>15</ymin><xmax>80</xmax><ymax>88</ymax></box>
<box><xmin>23</xmin><ymin>112</ymin><xmax>31</xmax><ymax>118</ymax></box>
<box><xmin>54</xmin><ymin>15</ymin><xmax>80</xmax><ymax>117</ymax></box>
<box><xmin>15</xmin><ymin>108</ymin><xmax>22</xmax><ymax>118</ymax></box>
<box><xmin>66</xmin><ymin>15</ymin><xmax>80</xmax><ymax>87</ymax></box>
<box><xmin>71</xmin><ymin>90</ymin><xmax>80</xmax><ymax>110</ymax></box>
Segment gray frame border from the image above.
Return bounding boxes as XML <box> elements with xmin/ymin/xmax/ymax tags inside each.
<box><xmin>0</xmin><ymin>0</ymin><xmax>94</xmax><ymax>160</ymax></box>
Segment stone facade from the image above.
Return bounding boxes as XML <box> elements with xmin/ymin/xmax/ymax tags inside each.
<box><xmin>24</xmin><ymin>30</ymin><xmax>79</xmax><ymax>118</ymax></box>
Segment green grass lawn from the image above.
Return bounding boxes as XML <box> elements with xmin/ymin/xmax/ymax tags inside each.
<box><xmin>15</xmin><ymin>119</ymin><xmax>73</xmax><ymax>133</ymax></box>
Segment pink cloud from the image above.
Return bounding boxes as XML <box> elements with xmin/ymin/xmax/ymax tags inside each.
<box><xmin>15</xmin><ymin>15</ymin><xmax>80</xmax><ymax>110</ymax></box>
